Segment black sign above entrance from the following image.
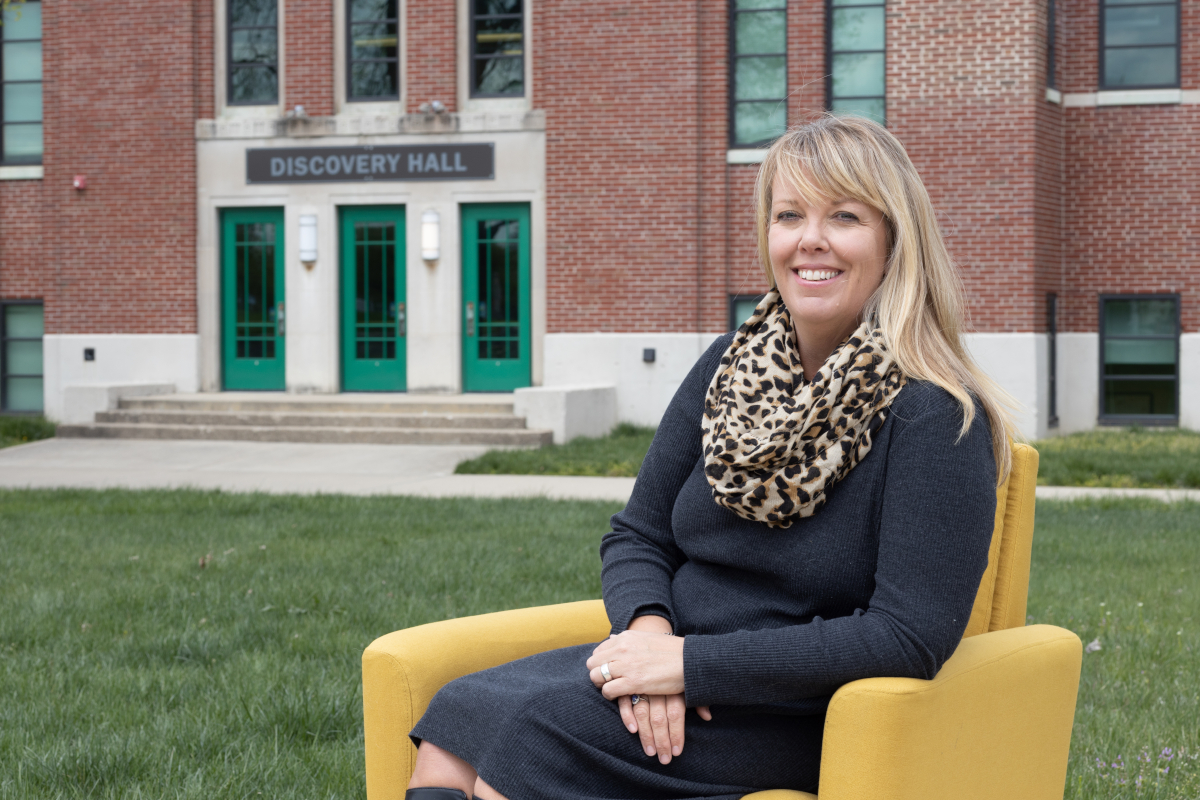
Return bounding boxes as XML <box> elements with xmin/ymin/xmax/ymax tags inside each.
<box><xmin>246</xmin><ymin>143</ymin><xmax>495</xmax><ymax>183</ymax></box>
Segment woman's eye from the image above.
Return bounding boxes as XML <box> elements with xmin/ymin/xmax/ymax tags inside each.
<box><xmin>835</xmin><ymin>212</ymin><xmax>859</xmax><ymax>222</ymax></box>
<box><xmin>776</xmin><ymin>211</ymin><xmax>800</xmax><ymax>221</ymax></box>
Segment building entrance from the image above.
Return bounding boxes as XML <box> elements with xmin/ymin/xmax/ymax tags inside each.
<box><xmin>461</xmin><ymin>203</ymin><xmax>531</xmax><ymax>392</ymax></box>
<box><xmin>221</xmin><ymin>208</ymin><xmax>286</xmax><ymax>390</ymax></box>
<box><xmin>340</xmin><ymin>206</ymin><xmax>407</xmax><ymax>391</ymax></box>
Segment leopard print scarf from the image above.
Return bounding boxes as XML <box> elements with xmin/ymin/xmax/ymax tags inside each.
<box><xmin>701</xmin><ymin>290</ymin><xmax>906</xmax><ymax>528</ymax></box>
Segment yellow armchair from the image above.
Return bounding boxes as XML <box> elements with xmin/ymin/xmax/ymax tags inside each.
<box><xmin>363</xmin><ymin>443</ymin><xmax>1082</xmax><ymax>800</ymax></box>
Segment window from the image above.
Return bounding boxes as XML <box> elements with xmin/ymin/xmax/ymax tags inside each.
<box><xmin>1</xmin><ymin>301</ymin><xmax>43</xmax><ymax>413</ymax></box>
<box><xmin>470</xmin><ymin>0</ymin><xmax>524</xmax><ymax>98</ymax></box>
<box><xmin>729</xmin><ymin>294</ymin><xmax>767</xmax><ymax>331</ymax></box>
<box><xmin>1</xmin><ymin>0</ymin><xmax>42</xmax><ymax>164</ymax></box>
<box><xmin>1099</xmin><ymin>295</ymin><xmax>1179</xmax><ymax>423</ymax></box>
<box><xmin>1046</xmin><ymin>293</ymin><xmax>1058</xmax><ymax>427</ymax></box>
<box><xmin>730</xmin><ymin>0</ymin><xmax>787</xmax><ymax>148</ymax></box>
<box><xmin>827</xmin><ymin>0</ymin><xmax>885</xmax><ymax>122</ymax></box>
<box><xmin>348</xmin><ymin>0</ymin><xmax>399</xmax><ymax>100</ymax></box>
<box><xmin>1047</xmin><ymin>0</ymin><xmax>1056</xmax><ymax>89</ymax></box>
<box><xmin>1100</xmin><ymin>0</ymin><xmax>1178</xmax><ymax>89</ymax></box>
<box><xmin>228</xmin><ymin>0</ymin><xmax>278</xmax><ymax>105</ymax></box>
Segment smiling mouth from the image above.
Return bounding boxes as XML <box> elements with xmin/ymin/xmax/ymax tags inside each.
<box><xmin>796</xmin><ymin>269</ymin><xmax>841</xmax><ymax>282</ymax></box>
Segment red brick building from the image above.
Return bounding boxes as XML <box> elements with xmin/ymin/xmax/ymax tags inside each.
<box><xmin>1</xmin><ymin>0</ymin><xmax>1196</xmax><ymax>436</ymax></box>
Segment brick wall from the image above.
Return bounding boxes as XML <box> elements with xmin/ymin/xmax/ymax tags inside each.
<box><xmin>1058</xmin><ymin>0</ymin><xmax>1200</xmax><ymax>333</ymax></box>
<box><xmin>284</xmin><ymin>0</ymin><xmax>334</xmax><ymax>115</ymax></box>
<box><xmin>406</xmin><ymin>0</ymin><xmax>456</xmax><ymax>112</ymax></box>
<box><xmin>0</xmin><ymin>0</ymin><xmax>199</xmax><ymax>335</ymax></box>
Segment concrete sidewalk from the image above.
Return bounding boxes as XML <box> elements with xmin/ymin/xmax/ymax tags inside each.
<box><xmin>0</xmin><ymin>438</ymin><xmax>1195</xmax><ymax>504</ymax></box>
<box><xmin>0</xmin><ymin>438</ymin><xmax>636</xmax><ymax>501</ymax></box>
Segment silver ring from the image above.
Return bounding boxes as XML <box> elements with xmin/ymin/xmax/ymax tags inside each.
<box><xmin>630</xmin><ymin>694</ymin><xmax>641</xmax><ymax>705</ymax></box>
<box><xmin>600</xmin><ymin>662</ymin><xmax>613</xmax><ymax>682</ymax></box>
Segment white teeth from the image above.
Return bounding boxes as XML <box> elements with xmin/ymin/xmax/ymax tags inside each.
<box><xmin>799</xmin><ymin>269</ymin><xmax>838</xmax><ymax>282</ymax></box>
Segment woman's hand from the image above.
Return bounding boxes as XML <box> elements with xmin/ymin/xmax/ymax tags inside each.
<box><xmin>615</xmin><ymin>693</ymin><xmax>712</xmax><ymax>764</ymax></box>
<box><xmin>587</xmin><ymin>629</ymin><xmax>686</xmax><ymax>698</ymax></box>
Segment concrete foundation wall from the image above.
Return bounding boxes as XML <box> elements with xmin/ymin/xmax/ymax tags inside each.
<box><xmin>42</xmin><ymin>335</ymin><xmax>200</xmax><ymax>422</ymax></box>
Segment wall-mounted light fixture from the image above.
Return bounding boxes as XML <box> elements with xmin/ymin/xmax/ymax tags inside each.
<box><xmin>299</xmin><ymin>214</ymin><xmax>318</xmax><ymax>266</ymax></box>
<box><xmin>421</xmin><ymin>209</ymin><xmax>440</xmax><ymax>262</ymax></box>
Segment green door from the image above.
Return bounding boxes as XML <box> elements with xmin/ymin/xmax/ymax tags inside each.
<box><xmin>340</xmin><ymin>206</ymin><xmax>407</xmax><ymax>391</ymax></box>
<box><xmin>221</xmin><ymin>208</ymin><xmax>285</xmax><ymax>390</ymax></box>
<box><xmin>462</xmin><ymin>203</ymin><xmax>531</xmax><ymax>392</ymax></box>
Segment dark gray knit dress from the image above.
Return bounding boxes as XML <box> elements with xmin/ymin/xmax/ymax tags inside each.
<box><xmin>410</xmin><ymin>333</ymin><xmax>997</xmax><ymax>800</ymax></box>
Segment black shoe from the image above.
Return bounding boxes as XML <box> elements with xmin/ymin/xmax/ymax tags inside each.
<box><xmin>404</xmin><ymin>788</ymin><xmax>470</xmax><ymax>800</ymax></box>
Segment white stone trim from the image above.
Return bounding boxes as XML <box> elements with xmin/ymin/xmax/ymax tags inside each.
<box><xmin>0</xmin><ymin>165</ymin><xmax>43</xmax><ymax>180</ymax></box>
<box><xmin>195</xmin><ymin>109</ymin><xmax>546</xmax><ymax>140</ymax></box>
<box><xmin>726</xmin><ymin>149</ymin><xmax>769</xmax><ymax>164</ymax></box>
<box><xmin>1045</xmin><ymin>87</ymin><xmax>1062</xmax><ymax>104</ymax></box>
<box><xmin>1179</xmin><ymin>333</ymin><xmax>1200</xmax><ymax>430</ymax></box>
<box><xmin>456</xmin><ymin>0</ymin><xmax>534</xmax><ymax>114</ymax></box>
<box><xmin>1062</xmin><ymin>89</ymin><xmax>1191</xmax><ymax>107</ymax></box>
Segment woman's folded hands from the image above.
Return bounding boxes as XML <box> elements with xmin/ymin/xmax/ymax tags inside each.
<box><xmin>587</xmin><ymin>625</ymin><xmax>712</xmax><ymax>764</ymax></box>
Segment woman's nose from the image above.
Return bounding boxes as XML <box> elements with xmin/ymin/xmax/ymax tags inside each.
<box><xmin>798</xmin><ymin>220</ymin><xmax>827</xmax><ymax>251</ymax></box>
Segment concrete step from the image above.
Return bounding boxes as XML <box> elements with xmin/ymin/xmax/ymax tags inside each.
<box><xmin>95</xmin><ymin>409</ymin><xmax>527</xmax><ymax>430</ymax></box>
<box><xmin>119</xmin><ymin>392</ymin><xmax>515</xmax><ymax>415</ymax></box>
<box><xmin>57</xmin><ymin>422</ymin><xmax>552</xmax><ymax>447</ymax></box>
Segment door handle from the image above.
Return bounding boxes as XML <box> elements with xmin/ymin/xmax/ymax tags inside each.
<box><xmin>396</xmin><ymin>302</ymin><xmax>406</xmax><ymax>337</ymax></box>
<box><xmin>276</xmin><ymin>301</ymin><xmax>285</xmax><ymax>336</ymax></box>
<box><xmin>465</xmin><ymin>301</ymin><xmax>475</xmax><ymax>337</ymax></box>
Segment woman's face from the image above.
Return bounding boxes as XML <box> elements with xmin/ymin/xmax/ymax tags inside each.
<box><xmin>768</xmin><ymin>174</ymin><xmax>890</xmax><ymax>345</ymax></box>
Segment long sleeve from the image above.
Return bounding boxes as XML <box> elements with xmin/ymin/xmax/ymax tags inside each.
<box><xmin>681</xmin><ymin>386</ymin><xmax>997</xmax><ymax>707</ymax></box>
<box><xmin>599</xmin><ymin>334</ymin><xmax>733</xmax><ymax>635</ymax></box>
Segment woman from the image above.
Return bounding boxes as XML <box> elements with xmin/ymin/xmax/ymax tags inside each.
<box><xmin>405</xmin><ymin>115</ymin><xmax>1016</xmax><ymax>800</ymax></box>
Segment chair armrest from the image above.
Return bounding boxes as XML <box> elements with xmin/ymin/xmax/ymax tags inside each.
<box><xmin>363</xmin><ymin>599</ymin><xmax>610</xmax><ymax>800</ymax></box>
<box><xmin>817</xmin><ymin>625</ymin><xmax>1082</xmax><ymax>800</ymax></box>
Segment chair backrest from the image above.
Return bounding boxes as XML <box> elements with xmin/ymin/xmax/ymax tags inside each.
<box><xmin>962</xmin><ymin>442</ymin><xmax>1039</xmax><ymax>638</ymax></box>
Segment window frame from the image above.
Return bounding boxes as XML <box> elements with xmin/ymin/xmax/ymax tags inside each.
<box><xmin>0</xmin><ymin>0</ymin><xmax>43</xmax><ymax>166</ymax></box>
<box><xmin>345</xmin><ymin>0</ymin><xmax>400</xmax><ymax>102</ymax></box>
<box><xmin>1098</xmin><ymin>0</ymin><xmax>1180</xmax><ymax>91</ymax></box>
<box><xmin>226</xmin><ymin>0</ymin><xmax>280</xmax><ymax>107</ymax></box>
<box><xmin>469</xmin><ymin>0</ymin><xmax>525</xmax><ymax>99</ymax></box>
<box><xmin>0</xmin><ymin>299</ymin><xmax>45</xmax><ymax>414</ymax></box>
<box><xmin>825</xmin><ymin>0</ymin><xmax>886</xmax><ymax>122</ymax></box>
<box><xmin>1097</xmin><ymin>293</ymin><xmax>1180</xmax><ymax>426</ymax></box>
<box><xmin>727</xmin><ymin>0</ymin><xmax>789</xmax><ymax>149</ymax></box>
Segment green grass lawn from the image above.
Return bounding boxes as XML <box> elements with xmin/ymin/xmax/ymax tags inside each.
<box><xmin>1034</xmin><ymin>428</ymin><xmax>1200</xmax><ymax>489</ymax></box>
<box><xmin>0</xmin><ymin>416</ymin><xmax>55</xmax><ymax>450</ymax></box>
<box><xmin>459</xmin><ymin>423</ymin><xmax>1200</xmax><ymax>489</ymax></box>
<box><xmin>2</xmin><ymin>490</ymin><xmax>1198</xmax><ymax>799</ymax></box>
<box><xmin>454</xmin><ymin>422</ymin><xmax>655</xmax><ymax>477</ymax></box>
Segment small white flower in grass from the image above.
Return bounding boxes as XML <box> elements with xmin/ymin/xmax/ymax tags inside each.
<box><xmin>1137</xmin><ymin>602</ymin><xmax>1143</xmax><ymax>607</ymax></box>
<box><xmin>199</xmin><ymin>618</ymin><xmax>207</xmax><ymax>625</ymax></box>
<box><xmin>259</xmin><ymin>545</ymin><xmax>267</xmax><ymax>550</ymax></box>
<box><xmin>223</xmin><ymin>548</ymin><xmax>235</xmax><ymax>556</ymax></box>
<box><xmin>129</xmin><ymin>555</ymin><xmax>139</xmax><ymax>561</ymax></box>
<box><xmin>1085</xmin><ymin>638</ymin><xmax>1102</xmax><ymax>653</ymax></box>
<box><xmin>80</xmin><ymin>622</ymin><xmax>91</xmax><ymax>632</ymax></box>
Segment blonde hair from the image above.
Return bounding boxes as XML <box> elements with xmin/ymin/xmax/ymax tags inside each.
<box><xmin>753</xmin><ymin>114</ymin><xmax>1018</xmax><ymax>484</ymax></box>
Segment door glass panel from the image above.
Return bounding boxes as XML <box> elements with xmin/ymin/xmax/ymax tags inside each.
<box><xmin>735</xmin><ymin>56</ymin><xmax>786</xmax><ymax>100</ymax></box>
<box><xmin>735</xmin><ymin>102</ymin><xmax>787</xmax><ymax>145</ymax></box>
<box><xmin>234</xmin><ymin>222</ymin><xmax>277</xmax><ymax>360</ymax></box>
<box><xmin>354</xmin><ymin>222</ymin><xmax>397</xmax><ymax>361</ymax></box>
<box><xmin>476</xmin><ymin>219</ymin><xmax>520</xmax><ymax>361</ymax></box>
